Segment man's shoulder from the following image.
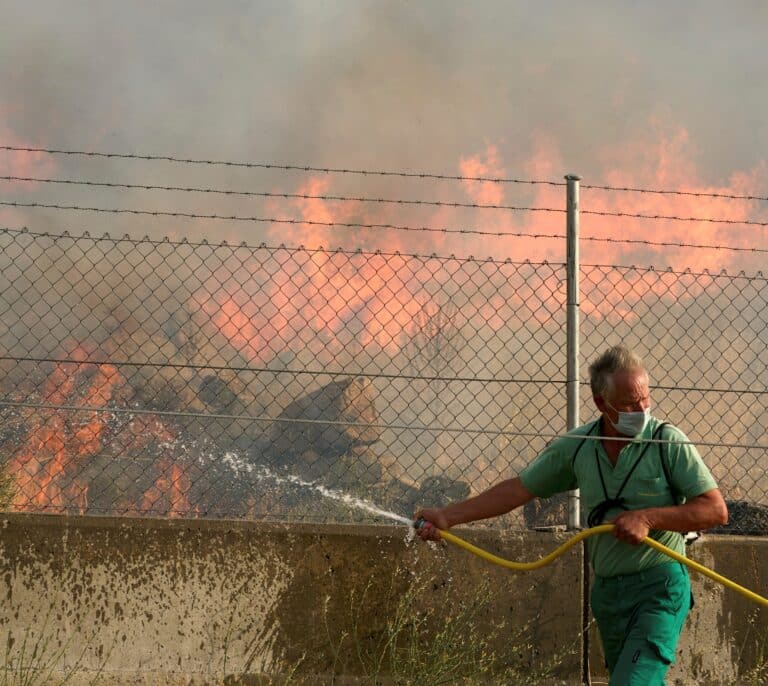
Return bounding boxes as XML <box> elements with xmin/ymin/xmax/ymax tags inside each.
<box><xmin>647</xmin><ymin>418</ymin><xmax>706</xmax><ymax>469</ymax></box>
<box><xmin>569</xmin><ymin>418</ymin><xmax>601</xmax><ymax>437</ymax></box>
<box><xmin>647</xmin><ymin>417</ymin><xmax>689</xmax><ymax>442</ymax></box>
<box><xmin>546</xmin><ymin>419</ymin><xmax>600</xmax><ymax>454</ymax></box>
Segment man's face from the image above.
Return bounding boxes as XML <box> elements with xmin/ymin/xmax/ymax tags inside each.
<box><xmin>595</xmin><ymin>367</ymin><xmax>651</xmax><ymax>426</ymax></box>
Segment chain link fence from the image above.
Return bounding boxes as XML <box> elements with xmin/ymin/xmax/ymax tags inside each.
<box><xmin>0</xmin><ymin>228</ymin><xmax>765</xmax><ymax>533</ymax></box>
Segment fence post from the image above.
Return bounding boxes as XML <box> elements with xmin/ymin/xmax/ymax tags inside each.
<box><xmin>565</xmin><ymin>175</ymin><xmax>590</xmax><ymax>686</ymax></box>
<box><xmin>565</xmin><ymin>174</ymin><xmax>581</xmax><ymax>530</ymax></box>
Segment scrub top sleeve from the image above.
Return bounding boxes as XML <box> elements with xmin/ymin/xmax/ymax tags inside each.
<box><xmin>519</xmin><ymin>438</ymin><xmax>579</xmax><ymax>499</ymax></box>
<box><xmin>665</xmin><ymin>425</ymin><xmax>718</xmax><ymax>498</ymax></box>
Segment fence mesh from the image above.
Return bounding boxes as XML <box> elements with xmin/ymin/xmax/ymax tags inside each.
<box><xmin>0</xmin><ymin>228</ymin><xmax>765</xmax><ymax>533</ymax></box>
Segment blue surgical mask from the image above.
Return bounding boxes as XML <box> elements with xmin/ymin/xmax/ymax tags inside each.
<box><xmin>606</xmin><ymin>401</ymin><xmax>651</xmax><ymax>437</ymax></box>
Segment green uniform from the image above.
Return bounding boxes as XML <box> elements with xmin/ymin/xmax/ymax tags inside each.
<box><xmin>590</xmin><ymin>561</ymin><xmax>692</xmax><ymax>684</ymax></box>
<box><xmin>519</xmin><ymin>416</ymin><xmax>718</xmax><ymax>684</ymax></box>
<box><xmin>519</xmin><ymin>415</ymin><xmax>717</xmax><ymax>577</ymax></box>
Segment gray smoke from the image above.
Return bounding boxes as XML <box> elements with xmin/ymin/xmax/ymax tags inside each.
<box><xmin>1</xmin><ymin>1</ymin><xmax>766</xmax><ymax>259</ymax></box>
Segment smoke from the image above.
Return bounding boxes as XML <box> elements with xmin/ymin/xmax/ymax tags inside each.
<box><xmin>0</xmin><ymin>1</ymin><xmax>766</xmax><ymax>263</ymax></box>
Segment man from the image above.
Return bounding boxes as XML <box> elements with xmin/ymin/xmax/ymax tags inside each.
<box><xmin>415</xmin><ymin>345</ymin><xmax>728</xmax><ymax>685</ymax></box>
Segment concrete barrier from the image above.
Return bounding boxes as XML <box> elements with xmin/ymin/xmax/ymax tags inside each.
<box><xmin>0</xmin><ymin>514</ymin><xmax>765</xmax><ymax>685</ymax></box>
<box><xmin>0</xmin><ymin>514</ymin><xmax>583</xmax><ymax>684</ymax></box>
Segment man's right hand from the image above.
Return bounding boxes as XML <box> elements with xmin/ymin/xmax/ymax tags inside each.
<box><xmin>412</xmin><ymin>477</ymin><xmax>534</xmax><ymax>542</ymax></box>
<box><xmin>413</xmin><ymin>507</ymin><xmax>450</xmax><ymax>541</ymax></box>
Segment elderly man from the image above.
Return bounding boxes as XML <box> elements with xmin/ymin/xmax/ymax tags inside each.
<box><xmin>415</xmin><ymin>345</ymin><xmax>727</xmax><ymax>686</ymax></box>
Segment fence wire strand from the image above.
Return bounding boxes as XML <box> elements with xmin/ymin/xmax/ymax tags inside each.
<box><xmin>5</xmin><ymin>144</ymin><xmax>768</xmax><ymax>202</ymax></box>
<box><xmin>4</xmin><ymin>175</ymin><xmax>766</xmax><ymax>227</ymax></box>
<box><xmin>5</xmin><ymin>199</ymin><xmax>766</xmax><ymax>254</ymax></box>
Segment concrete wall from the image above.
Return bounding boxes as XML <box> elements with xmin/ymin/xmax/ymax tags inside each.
<box><xmin>0</xmin><ymin>514</ymin><xmax>583</xmax><ymax>684</ymax></box>
<box><xmin>0</xmin><ymin>514</ymin><xmax>765</xmax><ymax>685</ymax></box>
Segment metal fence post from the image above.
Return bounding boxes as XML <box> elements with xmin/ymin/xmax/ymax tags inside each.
<box><xmin>566</xmin><ymin>174</ymin><xmax>581</xmax><ymax>530</ymax></box>
<box><xmin>566</xmin><ymin>174</ymin><xmax>591</xmax><ymax>686</ymax></box>
<box><xmin>565</xmin><ymin>175</ymin><xmax>590</xmax><ymax>685</ymax></box>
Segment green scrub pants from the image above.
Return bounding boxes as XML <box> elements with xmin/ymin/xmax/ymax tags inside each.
<box><xmin>591</xmin><ymin>562</ymin><xmax>692</xmax><ymax>686</ymax></box>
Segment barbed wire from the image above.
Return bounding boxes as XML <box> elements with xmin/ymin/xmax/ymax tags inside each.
<box><xmin>0</xmin><ymin>174</ymin><xmax>551</xmax><ymax>214</ymax></box>
<box><xmin>581</xmin><ymin>208</ymin><xmax>768</xmax><ymax>227</ymax></box>
<box><xmin>4</xmin><ymin>227</ymin><xmax>768</xmax><ymax>279</ymax></box>
<box><xmin>0</xmin><ymin>201</ymin><xmax>563</xmax><ymax>239</ymax></box>
<box><xmin>582</xmin><ymin>262</ymin><xmax>766</xmax><ymax>280</ymax></box>
<box><xmin>2</xmin><ymin>399</ymin><xmax>767</xmax><ymax>450</ymax></box>
<box><xmin>3</xmin><ymin>144</ymin><xmax>767</xmax><ymax>202</ymax></box>
<box><xmin>582</xmin><ymin>182</ymin><xmax>768</xmax><ymax>203</ymax></box>
<box><xmin>2</xmin><ymin>355</ymin><xmax>767</xmax><ymax>397</ymax></box>
<box><xmin>579</xmin><ymin>235</ymin><xmax>768</xmax><ymax>255</ymax></box>
<box><xmin>0</xmin><ymin>145</ymin><xmax>563</xmax><ymax>186</ymax></box>
<box><xmin>3</xmin><ymin>203</ymin><xmax>767</xmax><ymax>254</ymax></box>
<box><xmin>4</xmin><ymin>175</ymin><xmax>768</xmax><ymax>226</ymax></box>
<box><xmin>0</xmin><ymin>226</ymin><xmax>553</xmax><ymax>265</ymax></box>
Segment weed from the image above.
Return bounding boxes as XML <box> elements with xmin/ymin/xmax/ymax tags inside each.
<box><xmin>337</xmin><ymin>575</ymin><xmax>567</xmax><ymax>686</ymax></box>
<box><xmin>735</xmin><ymin>610</ymin><xmax>768</xmax><ymax>686</ymax></box>
<box><xmin>1</xmin><ymin>606</ymin><xmax>111</xmax><ymax>686</ymax></box>
<box><xmin>220</xmin><ymin>573</ymin><xmax>568</xmax><ymax>685</ymax></box>
<box><xmin>0</xmin><ymin>464</ymin><xmax>15</xmax><ymax>511</ymax></box>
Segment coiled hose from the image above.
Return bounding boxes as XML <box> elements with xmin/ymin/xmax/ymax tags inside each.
<box><xmin>413</xmin><ymin>520</ymin><xmax>768</xmax><ymax>609</ymax></box>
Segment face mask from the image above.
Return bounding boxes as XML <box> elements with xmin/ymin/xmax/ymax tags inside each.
<box><xmin>606</xmin><ymin>401</ymin><xmax>651</xmax><ymax>437</ymax></box>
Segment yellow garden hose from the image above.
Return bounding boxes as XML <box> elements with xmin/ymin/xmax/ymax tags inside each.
<box><xmin>417</xmin><ymin>521</ymin><xmax>768</xmax><ymax>609</ymax></box>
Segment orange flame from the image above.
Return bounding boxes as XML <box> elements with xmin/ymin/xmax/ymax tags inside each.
<box><xmin>138</xmin><ymin>458</ymin><xmax>192</xmax><ymax>518</ymax></box>
<box><xmin>201</xmin><ymin>127</ymin><xmax>766</xmax><ymax>358</ymax></box>
<box><xmin>8</xmin><ymin>341</ymin><xmax>192</xmax><ymax>517</ymax></box>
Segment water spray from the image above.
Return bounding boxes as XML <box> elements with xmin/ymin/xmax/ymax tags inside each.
<box><xmin>413</xmin><ymin>519</ymin><xmax>768</xmax><ymax>609</ymax></box>
<box><xmin>246</xmin><ymin>466</ymin><xmax>767</xmax><ymax>608</ymax></box>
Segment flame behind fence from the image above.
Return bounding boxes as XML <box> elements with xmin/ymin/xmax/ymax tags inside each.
<box><xmin>0</xmin><ymin>228</ymin><xmax>766</xmax><ymax>532</ymax></box>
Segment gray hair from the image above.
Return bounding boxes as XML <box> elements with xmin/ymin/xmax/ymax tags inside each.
<box><xmin>588</xmin><ymin>345</ymin><xmax>646</xmax><ymax>398</ymax></box>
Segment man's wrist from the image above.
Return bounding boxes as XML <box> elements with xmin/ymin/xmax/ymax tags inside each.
<box><xmin>443</xmin><ymin>508</ymin><xmax>461</xmax><ymax>528</ymax></box>
<box><xmin>642</xmin><ymin>507</ymin><xmax>670</xmax><ymax>531</ymax></box>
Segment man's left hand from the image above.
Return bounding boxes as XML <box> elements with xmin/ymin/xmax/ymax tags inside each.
<box><xmin>610</xmin><ymin>510</ymin><xmax>652</xmax><ymax>545</ymax></box>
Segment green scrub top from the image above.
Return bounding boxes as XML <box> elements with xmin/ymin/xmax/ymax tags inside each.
<box><xmin>519</xmin><ymin>416</ymin><xmax>718</xmax><ymax>577</ymax></box>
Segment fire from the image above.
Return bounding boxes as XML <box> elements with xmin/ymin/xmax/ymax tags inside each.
<box><xmin>4</xmin><ymin>121</ymin><xmax>765</xmax><ymax>518</ymax></box>
<box><xmin>457</xmin><ymin>129</ymin><xmax>768</xmax><ymax>273</ymax></box>
<box><xmin>7</xmin><ymin>342</ymin><xmax>193</xmax><ymax>517</ymax></box>
<box><xmin>10</xmin><ymin>413</ymin><xmax>77</xmax><ymax>513</ymax></box>
<box><xmin>199</xmin><ymin>123</ymin><xmax>766</xmax><ymax>360</ymax></box>
<box><xmin>459</xmin><ymin>144</ymin><xmax>507</xmax><ymax>206</ymax></box>
<box><xmin>7</xmin><ymin>346</ymin><xmax>115</xmax><ymax>513</ymax></box>
<box><xmin>456</xmin><ymin>127</ymin><xmax>767</xmax><ymax>321</ymax></box>
<box><xmin>138</xmin><ymin>459</ymin><xmax>192</xmax><ymax>517</ymax></box>
<box><xmin>185</xmin><ymin>185</ymin><xmax>455</xmax><ymax>361</ymax></box>
<box><xmin>580</xmin><ymin>127</ymin><xmax>767</xmax><ymax>270</ymax></box>
<box><xmin>196</xmin><ymin>241</ymin><xmax>425</xmax><ymax>364</ymax></box>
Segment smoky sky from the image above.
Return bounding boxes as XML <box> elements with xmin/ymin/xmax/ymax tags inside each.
<box><xmin>0</xmin><ymin>0</ymin><xmax>766</xmax><ymax>264</ymax></box>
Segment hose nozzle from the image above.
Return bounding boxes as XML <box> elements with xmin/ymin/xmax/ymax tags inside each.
<box><xmin>413</xmin><ymin>517</ymin><xmax>426</xmax><ymax>530</ymax></box>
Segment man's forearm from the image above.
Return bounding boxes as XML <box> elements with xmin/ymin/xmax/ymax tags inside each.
<box><xmin>441</xmin><ymin>477</ymin><xmax>535</xmax><ymax>528</ymax></box>
<box><xmin>611</xmin><ymin>489</ymin><xmax>728</xmax><ymax>545</ymax></box>
<box><xmin>644</xmin><ymin>490</ymin><xmax>728</xmax><ymax>533</ymax></box>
